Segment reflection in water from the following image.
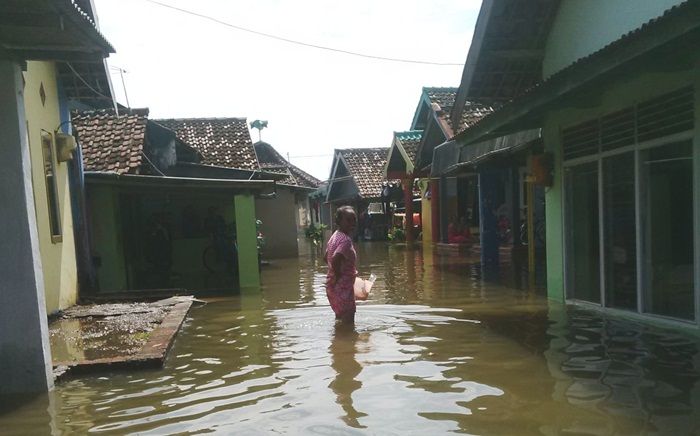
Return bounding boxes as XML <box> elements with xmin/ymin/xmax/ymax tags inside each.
<box><xmin>0</xmin><ymin>243</ymin><xmax>699</xmax><ymax>434</ymax></box>
<box><xmin>329</xmin><ymin>322</ymin><xmax>367</xmax><ymax>428</ymax></box>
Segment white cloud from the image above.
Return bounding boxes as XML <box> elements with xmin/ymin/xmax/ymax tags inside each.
<box><xmin>94</xmin><ymin>0</ymin><xmax>481</xmax><ymax>179</ymax></box>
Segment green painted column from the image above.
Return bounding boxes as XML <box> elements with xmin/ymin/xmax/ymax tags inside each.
<box><xmin>544</xmin><ymin>123</ymin><xmax>565</xmax><ymax>302</ymax></box>
<box><xmin>235</xmin><ymin>194</ymin><xmax>261</xmax><ymax>289</ymax></box>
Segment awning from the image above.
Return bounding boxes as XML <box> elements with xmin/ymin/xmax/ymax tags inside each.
<box><xmin>85</xmin><ymin>172</ymin><xmax>276</xmax><ymax>196</ymax></box>
<box><xmin>452</xmin><ymin>129</ymin><xmax>541</xmax><ymax>175</ymax></box>
<box><xmin>430</xmin><ymin>140</ymin><xmax>460</xmax><ymax>177</ymax></box>
<box><xmin>431</xmin><ymin>129</ymin><xmax>540</xmax><ymax>176</ymax></box>
<box><xmin>0</xmin><ymin>0</ymin><xmax>115</xmax><ymax>61</ymax></box>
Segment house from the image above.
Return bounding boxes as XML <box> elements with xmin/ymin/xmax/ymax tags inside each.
<box><xmin>73</xmin><ymin>110</ymin><xmax>274</xmax><ymax>293</ymax></box>
<box><xmin>399</xmin><ymin>88</ymin><xmax>493</xmax><ymax>246</ymax></box>
<box><xmin>157</xmin><ymin>117</ymin><xmax>318</xmax><ymax>259</ymax></box>
<box><xmin>253</xmin><ymin>140</ymin><xmax>321</xmax><ymax>257</ymax></box>
<box><xmin>430</xmin><ymin>0</ymin><xmax>557</xmax><ymax>271</ymax></box>
<box><xmin>326</xmin><ymin>148</ymin><xmax>390</xmax><ymax>240</ymax></box>
<box><xmin>309</xmin><ymin>182</ymin><xmax>332</xmax><ymax>229</ymax></box>
<box><xmin>438</xmin><ymin>0</ymin><xmax>700</xmax><ymax>327</ymax></box>
<box><xmin>384</xmin><ymin>131</ymin><xmax>424</xmax><ymax>243</ymax></box>
<box><xmin>0</xmin><ymin>0</ymin><xmax>114</xmax><ymax>393</ymax></box>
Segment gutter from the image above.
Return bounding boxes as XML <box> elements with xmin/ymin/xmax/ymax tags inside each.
<box><xmin>84</xmin><ymin>171</ymin><xmax>276</xmax><ymax>194</ymax></box>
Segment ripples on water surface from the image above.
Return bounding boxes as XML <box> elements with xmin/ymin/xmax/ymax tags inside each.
<box><xmin>2</xmin><ymin>243</ymin><xmax>700</xmax><ymax>435</ymax></box>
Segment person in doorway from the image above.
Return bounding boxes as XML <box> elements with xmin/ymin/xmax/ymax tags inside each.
<box><xmin>448</xmin><ymin>216</ymin><xmax>471</xmax><ymax>244</ymax></box>
<box><xmin>326</xmin><ymin>206</ymin><xmax>359</xmax><ymax>323</ymax></box>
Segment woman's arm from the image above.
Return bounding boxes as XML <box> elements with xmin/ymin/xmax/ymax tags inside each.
<box><xmin>330</xmin><ymin>252</ymin><xmax>344</xmax><ymax>284</ymax></box>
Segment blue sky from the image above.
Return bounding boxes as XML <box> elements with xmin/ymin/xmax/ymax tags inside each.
<box><xmin>93</xmin><ymin>0</ymin><xmax>481</xmax><ymax>179</ymax></box>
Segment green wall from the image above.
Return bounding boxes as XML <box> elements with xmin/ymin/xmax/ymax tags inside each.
<box><xmin>88</xmin><ymin>185</ymin><xmax>127</xmax><ymax>292</ymax></box>
<box><xmin>235</xmin><ymin>194</ymin><xmax>260</xmax><ymax>289</ymax></box>
<box><xmin>255</xmin><ymin>188</ymin><xmax>299</xmax><ymax>258</ymax></box>
<box><xmin>543</xmin><ymin>0</ymin><xmax>684</xmax><ymax>78</ymax></box>
<box><xmin>544</xmin><ymin>120</ymin><xmax>565</xmax><ymax>301</ymax></box>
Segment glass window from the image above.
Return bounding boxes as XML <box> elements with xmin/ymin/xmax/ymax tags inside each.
<box><xmin>641</xmin><ymin>141</ymin><xmax>694</xmax><ymax>320</ymax></box>
<box><xmin>566</xmin><ymin>162</ymin><xmax>601</xmax><ymax>303</ymax></box>
<box><xmin>603</xmin><ymin>152</ymin><xmax>637</xmax><ymax>310</ymax></box>
<box><xmin>40</xmin><ymin>131</ymin><xmax>62</xmax><ymax>243</ymax></box>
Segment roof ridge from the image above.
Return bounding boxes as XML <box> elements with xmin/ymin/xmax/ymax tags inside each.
<box><xmin>394</xmin><ymin>130</ymin><xmax>423</xmax><ymax>135</ymax></box>
<box><xmin>337</xmin><ymin>147</ymin><xmax>389</xmax><ymax>152</ymax></box>
<box><xmin>73</xmin><ymin>108</ymin><xmax>150</xmax><ymax>117</ymax></box>
<box><xmin>154</xmin><ymin>116</ymin><xmax>248</xmax><ymax>122</ymax></box>
<box><xmin>423</xmin><ymin>86</ymin><xmax>458</xmax><ymax>92</ymax></box>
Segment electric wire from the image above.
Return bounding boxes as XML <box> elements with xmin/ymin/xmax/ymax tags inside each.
<box><xmin>144</xmin><ymin>0</ymin><xmax>465</xmax><ymax>66</ymax></box>
<box><xmin>289</xmin><ymin>153</ymin><xmax>334</xmax><ymax>159</ymax></box>
<box><xmin>140</xmin><ymin>151</ymin><xmax>167</xmax><ymax>176</ymax></box>
<box><xmin>64</xmin><ymin>62</ymin><xmax>113</xmax><ymax>102</ymax></box>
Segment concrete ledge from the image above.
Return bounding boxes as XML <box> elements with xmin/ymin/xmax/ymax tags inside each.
<box><xmin>53</xmin><ymin>300</ymin><xmax>192</xmax><ymax>380</ymax></box>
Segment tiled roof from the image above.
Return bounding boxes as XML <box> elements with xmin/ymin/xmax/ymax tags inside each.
<box><xmin>73</xmin><ymin>109</ymin><xmax>149</xmax><ymax>175</ymax></box>
<box><xmin>395</xmin><ymin>131</ymin><xmax>422</xmax><ymax>165</ymax></box>
<box><xmin>425</xmin><ymin>87</ymin><xmax>458</xmax><ymax>109</ymax></box>
<box><xmin>288</xmin><ymin>165</ymin><xmax>321</xmax><ymax>189</ymax></box>
<box><xmin>417</xmin><ymin>88</ymin><xmax>493</xmax><ymax>139</ymax></box>
<box><xmin>254</xmin><ymin>141</ymin><xmax>321</xmax><ymax>189</ymax></box>
<box><xmin>155</xmin><ymin>118</ymin><xmax>258</xmax><ymax>171</ymax></box>
<box><xmin>442</xmin><ymin>102</ymin><xmax>495</xmax><ymax>136</ymax></box>
<box><xmin>339</xmin><ymin>148</ymin><xmax>389</xmax><ymax>199</ymax></box>
<box><xmin>261</xmin><ymin>166</ymin><xmax>297</xmax><ymax>186</ymax></box>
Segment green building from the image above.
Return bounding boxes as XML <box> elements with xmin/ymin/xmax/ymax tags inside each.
<box><xmin>436</xmin><ymin>0</ymin><xmax>700</xmax><ymax>328</ymax></box>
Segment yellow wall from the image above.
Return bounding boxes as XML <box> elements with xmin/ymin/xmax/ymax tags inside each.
<box><xmin>24</xmin><ymin>61</ymin><xmax>78</xmax><ymax>314</ymax></box>
<box><xmin>419</xmin><ymin>179</ymin><xmax>433</xmax><ymax>244</ymax></box>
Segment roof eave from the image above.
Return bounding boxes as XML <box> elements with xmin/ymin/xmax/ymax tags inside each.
<box><xmin>452</xmin><ymin>2</ymin><xmax>700</xmax><ymax>148</ymax></box>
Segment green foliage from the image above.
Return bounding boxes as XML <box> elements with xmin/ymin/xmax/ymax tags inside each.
<box><xmin>256</xmin><ymin>219</ymin><xmax>265</xmax><ymax>250</ymax></box>
<box><xmin>305</xmin><ymin>223</ymin><xmax>327</xmax><ymax>246</ymax></box>
<box><xmin>387</xmin><ymin>226</ymin><xmax>405</xmax><ymax>242</ymax></box>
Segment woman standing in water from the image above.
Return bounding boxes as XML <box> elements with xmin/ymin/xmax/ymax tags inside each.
<box><xmin>326</xmin><ymin>206</ymin><xmax>359</xmax><ymax>323</ymax></box>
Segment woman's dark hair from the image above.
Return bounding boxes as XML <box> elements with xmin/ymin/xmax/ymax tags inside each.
<box><xmin>335</xmin><ymin>205</ymin><xmax>356</xmax><ymax>225</ymax></box>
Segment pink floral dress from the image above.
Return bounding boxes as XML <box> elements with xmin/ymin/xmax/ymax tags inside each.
<box><xmin>325</xmin><ymin>230</ymin><xmax>357</xmax><ymax>318</ymax></box>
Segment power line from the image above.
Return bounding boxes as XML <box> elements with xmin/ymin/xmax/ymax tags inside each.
<box><xmin>289</xmin><ymin>153</ymin><xmax>334</xmax><ymax>159</ymax></box>
<box><xmin>144</xmin><ymin>0</ymin><xmax>465</xmax><ymax>66</ymax></box>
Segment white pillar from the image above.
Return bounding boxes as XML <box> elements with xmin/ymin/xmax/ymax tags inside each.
<box><xmin>0</xmin><ymin>60</ymin><xmax>54</xmax><ymax>393</ymax></box>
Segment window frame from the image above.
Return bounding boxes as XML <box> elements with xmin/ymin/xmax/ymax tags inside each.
<box><xmin>562</xmin><ymin>123</ymin><xmax>698</xmax><ymax>326</ymax></box>
<box><xmin>40</xmin><ymin>129</ymin><xmax>63</xmax><ymax>243</ymax></box>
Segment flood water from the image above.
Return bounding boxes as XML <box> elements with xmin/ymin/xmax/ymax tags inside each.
<box><xmin>2</xmin><ymin>243</ymin><xmax>700</xmax><ymax>435</ymax></box>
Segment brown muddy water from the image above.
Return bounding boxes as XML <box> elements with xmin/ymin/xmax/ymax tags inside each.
<box><xmin>2</xmin><ymin>243</ymin><xmax>700</xmax><ymax>435</ymax></box>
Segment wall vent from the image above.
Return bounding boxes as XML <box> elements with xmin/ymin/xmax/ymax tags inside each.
<box><xmin>601</xmin><ymin>107</ymin><xmax>635</xmax><ymax>151</ymax></box>
<box><xmin>562</xmin><ymin>119</ymin><xmax>599</xmax><ymax>160</ymax></box>
<box><xmin>562</xmin><ymin>86</ymin><xmax>694</xmax><ymax>162</ymax></box>
<box><xmin>637</xmin><ymin>86</ymin><xmax>694</xmax><ymax>143</ymax></box>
